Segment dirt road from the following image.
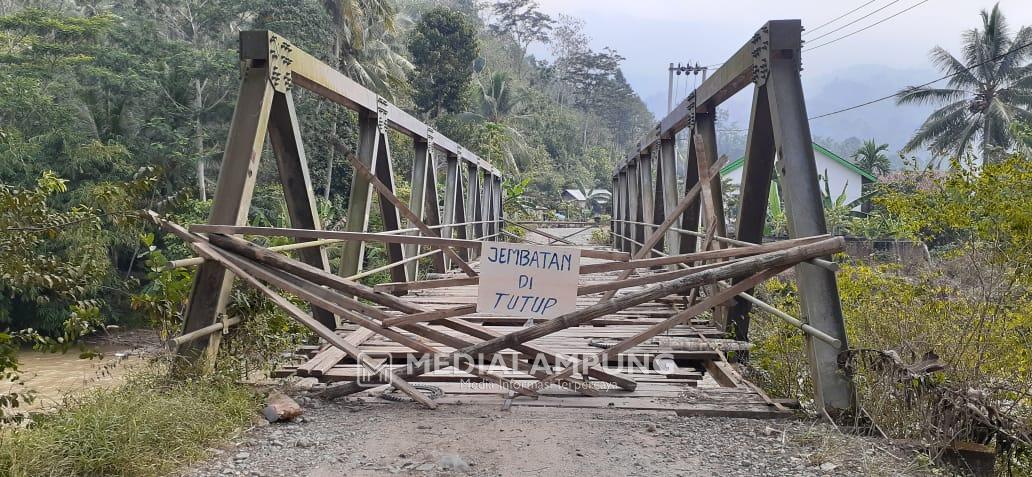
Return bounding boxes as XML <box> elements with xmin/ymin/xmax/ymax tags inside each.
<box><xmin>180</xmin><ymin>397</ymin><xmax>927</xmax><ymax>477</ymax></box>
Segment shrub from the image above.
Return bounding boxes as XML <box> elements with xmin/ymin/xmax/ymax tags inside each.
<box><xmin>0</xmin><ymin>372</ymin><xmax>258</xmax><ymax>477</ymax></box>
<box><xmin>589</xmin><ymin>227</ymin><xmax>611</xmax><ymax>245</ymax></box>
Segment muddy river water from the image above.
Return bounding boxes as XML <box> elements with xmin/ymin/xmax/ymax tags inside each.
<box><xmin>9</xmin><ymin>332</ymin><xmax>155</xmax><ymax>410</ymax></box>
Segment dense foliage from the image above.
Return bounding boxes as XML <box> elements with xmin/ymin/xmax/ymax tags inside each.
<box><xmin>750</xmin><ymin>155</ymin><xmax>1032</xmax><ymax>469</ymax></box>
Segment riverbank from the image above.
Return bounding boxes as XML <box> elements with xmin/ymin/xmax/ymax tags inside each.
<box><xmin>13</xmin><ymin>329</ymin><xmax>159</xmax><ymax>410</ymax></box>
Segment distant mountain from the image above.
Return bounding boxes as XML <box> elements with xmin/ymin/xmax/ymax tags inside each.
<box><xmin>804</xmin><ymin>64</ymin><xmax>938</xmax><ymax>167</ymax></box>
<box><xmin>640</xmin><ymin>64</ymin><xmax>940</xmax><ymax>169</ymax></box>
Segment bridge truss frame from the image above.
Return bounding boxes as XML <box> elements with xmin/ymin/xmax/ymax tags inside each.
<box><xmin>610</xmin><ymin>20</ymin><xmax>855</xmax><ymax>414</ymax></box>
<box><xmin>176</xmin><ymin>30</ymin><xmax>504</xmax><ymax>367</ymax></box>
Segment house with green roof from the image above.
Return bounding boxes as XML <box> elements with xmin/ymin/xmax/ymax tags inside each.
<box><xmin>719</xmin><ymin>143</ymin><xmax>877</xmax><ymax>211</ymax></box>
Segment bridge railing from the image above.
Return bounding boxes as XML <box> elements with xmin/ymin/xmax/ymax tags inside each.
<box><xmin>610</xmin><ymin>20</ymin><xmax>855</xmax><ymax>415</ymax></box>
<box><xmin>172</xmin><ymin>31</ymin><xmax>504</xmax><ymax>367</ymax></box>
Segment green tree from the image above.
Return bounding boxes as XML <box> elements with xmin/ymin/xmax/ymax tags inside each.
<box><xmin>408</xmin><ymin>7</ymin><xmax>479</xmax><ymax>119</ymax></box>
<box><xmin>489</xmin><ymin>0</ymin><xmax>553</xmax><ymax>77</ymax></box>
<box><xmin>896</xmin><ymin>4</ymin><xmax>1032</xmax><ymax>161</ymax></box>
<box><xmin>851</xmin><ymin>139</ymin><xmax>892</xmax><ymax>176</ymax></box>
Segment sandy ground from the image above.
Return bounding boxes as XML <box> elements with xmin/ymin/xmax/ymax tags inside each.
<box><xmin>180</xmin><ymin>396</ymin><xmax>932</xmax><ymax>477</ymax></box>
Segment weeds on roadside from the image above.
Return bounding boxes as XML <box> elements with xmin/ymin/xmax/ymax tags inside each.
<box><xmin>0</xmin><ymin>370</ymin><xmax>259</xmax><ymax>477</ymax></box>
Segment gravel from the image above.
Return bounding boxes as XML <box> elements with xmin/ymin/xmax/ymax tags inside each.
<box><xmin>177</xmin><ymin>397</ymin><xmax>930</xmax><ymax>477</ymax></box>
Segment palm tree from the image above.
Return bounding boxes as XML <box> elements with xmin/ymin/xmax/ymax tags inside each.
<box><xmin>462</xmin><ymin>72</ymin><xmax>531</xmax><ymax>172</ymax></box>
<box><xmin>896</xmin><ymin>4</ymin><xmax>1032</xmax><ymax>161</ymax></box>
<box><xmin>319</xmin><ymin>0</ymin><xmax>411</xmax><ymax>199</ymax></box>
<box><xmin>852</xmin><ymin>140</ymin><xmax>891</xmax><ymax>176</ymax></box>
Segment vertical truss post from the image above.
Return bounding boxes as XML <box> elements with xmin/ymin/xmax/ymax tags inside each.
<box><xmin>614</xmin><ymin>172</ymin><xmax>625</xmax><ymax>251</ymax></box>
<box><xmin>679</xmin><ymin>132</ymin><xmax>702</xmax><ymax>255</ymax></box>
<box><xmin>178</xmin><ymin>65</ymin><xmax>274</xmax><ymax>368</ymax></box>
<box><xmin>405</xmin><ymin>138</ymin><xmax>432</xmax><ymax>281</ymax></box>
<box><xmin>492</xmin><ymin>175</ymin><xmax>502</xmax><ymax>239</ymax></box>
<box><xmin>694</xmin><ymin>114</ymin><xmax>730</xmax><ymax>327</ymax></box>
<box><xmin>267</xmin><ymin>91</ymin><xmax>336</xmax><ymax>328</ymax></box>
<box><xmin>373</xmin><ymin>119</ymin><xmax>408</xmax><ymax>283</ymax></box>
<box><xmin>657</xmin><ymin>135</ymin><xmax>680</xmax><ymax>260</ymax></box>
<box><xmin>625</xmin><ymin>162</ymin><xmax>641</xmax><ymax>255</ymax></box>
<box><xmin>340</xmin><ymin>109</ymin><xmax>380</xmax><ymax>279</ymax></box>
<box><xmin>694</xmin><ymin>114</ymin><xmax>727</xmax><ymax>242</ymax></box>
<box><xmin>726</xmin><ymin>84</ymin><xmax>776</xmax><ymax>346</ymax></box>
<box><xmin>423</xmin><ymin>148</ymin><xmax>447</xmax><ymax>273</ymax></box>
<box><xmin>610</xmin><ymin>175</ymin><xmax>619</xmax><ymax>249</ymax></box>
<box><xmin>489</xmin><ymin>174</ymin><xmax>499</xmax><ymax>238</ymax></box>
<box><xmin>637</xmin><ymin>150</ymin><xmax>656</xmax><ymax>257</ymax></box>
<box><xmin>764</xmin><ymin>20</ymin><xmax>854</xmax><ymax>414</ymax></box>
<box><xmin>467</xmin><ymin>164</ymin><xmax>482</xmax><ymax>257</ymax></box>
<box><xmin>481</xmin><ymin>171</ymin><xmax>493</xmax><ymax>240</ymax></box>
<box><xmin>452</xmin><ymin>151</ymin><xmax>468</xmax><ymax>261</ymax></box>
<box><xmin>442</xmin><ymin>153</ymin><xmax>460</xmax><ymax>268</ymax></box>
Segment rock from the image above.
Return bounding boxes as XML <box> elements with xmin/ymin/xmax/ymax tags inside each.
<box><xmin>645</xmin><ymin>423</ymin><xmax>657</xmax><ymax>433</ymax></box>
<box><xmin>234</xmin><ymin>452</ymin><xmax>251</xmax><ymax>461</ymax></box>
<box><xmin>415</xmin><ymin>463</ymin><xmax>435</xmax><ymax>471</ymax></box>
<box><xmin>438</xmin><ymin>455</ymin><xmax>470</xmax><ymax>473</ymax></box>
<box><xmin>262</xmin><ymin>391</ymin><xmax>303</xmax><ymax>423</ymax></box>
<box><xmin>819</xmin><ymin>462</ymin><xmax>838</xmax><ymax>472</ymax></box>
<box><xmin>416</xmin><ymin>424</ymin><xmax>432</xmax><ymax>430</ymax></box>
<box><xmin>295</xmin><ymin>438</ymin><xmax>318</xmax><ymax>448</ymax></box>
<box><xmin>295</xmin><ymin>377</ymin><xmax>320</xmax><ymax>390</ymax></box>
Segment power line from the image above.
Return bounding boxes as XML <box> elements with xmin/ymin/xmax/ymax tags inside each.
<box><xmin>804</xmin><ymin>0</ymin><xmax>932</xmax><ymax>52</ymax></box>
<box><xmin>805</xmin><ymin>0</ymin><xmax>901</xmax><ymax>42</ymax></box>
<box><xmin>805</xmin><ymin>0</ymin><xmax>883</xmax><ymax>36</ymax></box>
<box><xmin>808</xmin><ymin>38</ymin><xmax>1032</xmax><ymax>120</ymax></box>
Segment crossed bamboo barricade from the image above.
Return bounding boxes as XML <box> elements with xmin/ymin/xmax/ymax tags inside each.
<box><xmin>148</xmin><ymin>206</ymin><xmax>844</xmax><ymax>409</ymax></box>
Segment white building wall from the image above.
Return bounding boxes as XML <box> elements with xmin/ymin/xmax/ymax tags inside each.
<box><xmin>721</xmin><ymin>150</ymin><xmax>865</xmax><ymax>211</ymax></box>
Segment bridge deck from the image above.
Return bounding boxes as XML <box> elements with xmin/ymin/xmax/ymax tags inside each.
<box><xmin>276</xmin><ymin>242</ymin><xmax>793</xmax><ymax>419</ymax></box>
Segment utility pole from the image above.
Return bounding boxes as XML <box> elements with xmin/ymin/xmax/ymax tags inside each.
<box><xmin>667</xmin><ymin>62</ymin><xmax>674</xmax><ymax>114</ymax></box>
<box><xmin>666</xmin><ymin>62</ymin><xmax>709</xmax><ymax>113</ymax></box>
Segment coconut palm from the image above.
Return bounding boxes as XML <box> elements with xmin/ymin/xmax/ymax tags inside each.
<box><xmin>462</xmin><ymin>72</ymin><xmax>532</xmax><ymax>172</ymax></box>
<box><xmin>322</xmin><ymin>0</ymin><xmax>412</xmax><ymax>94</ymax></box>
<box><xmin>318</xmin><ymin>0</ymin><xmax>410</xmax><ymax>199</ymax></box>
<box><xmin>852</xmin><ymin>140</ymin><xmax>891</xmax><ymax>176</ymax></box>
<box><xmin>896</xmin><ymin>4</ymin><xmax>1032</xmax><ymax>161</ymax></box>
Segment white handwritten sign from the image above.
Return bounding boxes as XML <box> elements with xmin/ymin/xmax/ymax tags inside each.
<box><xmin>476</xmin><ymin>242</ymin><xmax>581</xmax><ymax>318</ymax></box>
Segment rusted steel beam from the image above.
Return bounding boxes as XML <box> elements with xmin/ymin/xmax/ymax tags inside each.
<box><xmin>239</xmin><ymin>30</ymin><xmax>499</xmax><ymax>175</ymax></box>
<box><xmin>764</xmin><ymin>20</ymin><xmax>854</xmax><ymax>415</ymax></box>
<box><xmin>177</xmin><ymin>65</ymin><xmax>274</xmax><ymax>369</ymax></box>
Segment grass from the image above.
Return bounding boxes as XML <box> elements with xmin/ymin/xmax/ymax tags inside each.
<box><xmin>0</xmin><ymin>371</ymin><xmax>259</xmax><ymax>477</ymax></box>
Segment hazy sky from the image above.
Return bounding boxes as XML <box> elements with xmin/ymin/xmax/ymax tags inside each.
<box><xmin>532</xmin><ymin>0</ymin><xmax>1032</xmax><ymax>121</ymax></box>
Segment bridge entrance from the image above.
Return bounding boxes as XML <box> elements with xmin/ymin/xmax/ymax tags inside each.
<box><xmin>157</xmin><ymin>20</ymin><xmax>853</xmax><ymax>417</ymax></box>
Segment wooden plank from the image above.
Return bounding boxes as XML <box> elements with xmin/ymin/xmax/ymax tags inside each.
<box><xmin>346</xmin><ymin>151</ymin><xmax>477</xmax><ymax>277</ymax></box>
<box><xmin>578</xmin><ymin>236</ymin><xmax>824</xmax><ymax>274</ymax></box>
<box><xmin>404</xmin><ymin>140</ymin><xmax>430</xmax><ymax>281</ymax></box>
<box><xmin>339</xmin><ymin>110</ymin><xmax>380</xmax><ymax>280</ymax></box>
<box><xmin>268</xmin><ymin>91</ymin><xmax>335</xmax><ymax>328</ymax></box>
<box><xmin>206</xmin><ymin>233</ymin><xmax>641</xmax><ymax>393</ymax></box>
<box><xmin>535</xmin><ymin>266</ymin><xmax>787</xmax><ymax>388</ymax></box>
<box><xmin>596</xmin><ymin>155</ymin><xmax>729</xmax><ymax>303</ymax></box>
<box><xmin>380</xmin><ymin>304</ymin><xmax>476</xmax><ymax>327</ymax></box>
<box><xmin>160</xmin><ymin>218</ymin><xmax>438</xmax><ymax>408</ymax></box>
<box><xmin>191</xmin><ymin>225</ymin><xmax>485</xmax><ymax>249</ymax></box>
<box><xmin>374</xmin><ymin>276</ymin><xmax>479</xmax><ymax>293</ymax></box>
<box><xmin>203</xmin><ymin>235</ymin><xmax>539</xmax><ymax>398</ymax></box>
<box><xmin>422</xmin><ymin>149</ymin><xmax>447</xmax><ymax>273</ymax></box>
<box><xmin>452</xmin><ymin>238</ymin><xmax>844</xmax><ymax>367</ymax></box>
<box><xmin>576</xmin><ymin>264</ymin><xmax>721</xmax><ymax>296</ymax></box>
<box><xmin>298</xmin><ymin>327</ymin><xmax>376</xmax><ymax>376</ymax></box>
